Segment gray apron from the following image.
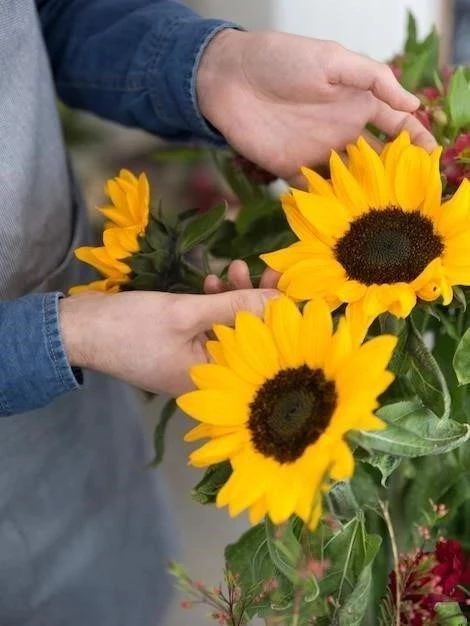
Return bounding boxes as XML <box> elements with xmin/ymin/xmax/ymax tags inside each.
<box><xmin>0</xmin><ymin>3</ymin><xmax>175</xmax><ymax>624</ymax></box>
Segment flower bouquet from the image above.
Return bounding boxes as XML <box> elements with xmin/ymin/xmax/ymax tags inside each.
<box><xmin>72</xmin><ymin>14</ymin><xmax>470</xmax><ymax>626</ymax></box>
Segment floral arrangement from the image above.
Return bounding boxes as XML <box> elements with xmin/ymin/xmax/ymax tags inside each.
<box><xmin>71</xmin><ymin>14</ymin><xmax>470</xmax><ymax>626</ymax></box>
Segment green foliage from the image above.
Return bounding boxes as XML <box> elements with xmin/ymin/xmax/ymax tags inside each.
<box><xmin>350</xmin><ymin>400</ymin><xmax>470</xmax><ymax>458</ymax></box>
<box><xmin>191</xmin><ymin>461</ymin><xmax>232</xmax><ymax>505</ymax></box>
<box><xmin>447</xmin><ymin>67</ymin><xmax>470</xmax><ymax>132</ymax></box>
<box><xmin>148</xmin><ymin>398</ymin><xmax>177</xmax><ymax>467</ymax></box>
<box><xmin>399</xmin><ymin>11</ymin><xmax>440</xmax><ymax>91</ymax></box>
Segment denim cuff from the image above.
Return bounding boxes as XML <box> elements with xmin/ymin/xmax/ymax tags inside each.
<box><xmin>147</xmin><ymin>18</ymin><xmax>239</xmax><ymax>146</ymax></box>
<box><xmin>0</xmin><ymin>293</ymin><xmax>82</xmax><ymax>416</ymax></box>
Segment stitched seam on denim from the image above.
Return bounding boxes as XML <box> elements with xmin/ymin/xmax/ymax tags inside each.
<box><xmin>43</xmin><ymin>293</ymin><xmax>67</xmax><ymax>391</ymax></box>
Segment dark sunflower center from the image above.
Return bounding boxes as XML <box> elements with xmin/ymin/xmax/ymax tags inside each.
<box><xmin>248</xmin><ymin>365</ymin><xmax>337</xmax><ymax>464</ymax></box>
<box><xmin>334</xmin><ymin>207</ymin><xmax>444</xmax><ymax>285</ymax></box>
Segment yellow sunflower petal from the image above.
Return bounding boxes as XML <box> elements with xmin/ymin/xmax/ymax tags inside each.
<box><xmin>335</xmin><ymin>280</ymin><xmax>367</xmax><ymax>303</ymax></box>
<box><xmin>282</xmin><ymin>192</ymin><xmax>318</xmax><ymax>241</ymax></box>
<box><xmin>103</xmin><ymin>226</ymin><xmax>140</xmax><ymax>258</ymax></box>
<box><xmin>75</xmin><ymin>246</ymin><xmax>130</xmax><ymax>276</ymax></box>
<box><xmin>266</xmin><ymin>465</ymin><xmax>302</xmax><ymax>524</ymax></box>
<box><xmin>189</xmin><ymin>431</ymin><xmax>248</xmax><ymax>467</ymax></box>
<box><xmin>292</xmin><ymin>188</ymin><xmax>351</xmax><ymax>245</ymax></box>
<box><xmin>355</xmin><ymin>136</ymin><xmax>388</xmax><ymax>207</ymax></box>
<box><xmin>177</xmin><ymin>390</ymin><xmax>248</xmax><ymax>426</ymax></box>
<box><xmin>335</xmin><ymin>335</ymin><xmax>397</xmax><ymax>401</ymax></box>
<box><xmin>329</xmin><ymin>151</ymin><xmax>369</xmax><ymax>217</ymax></box>
<box><xmin>323</xmin><ymin>317</ymin><xmax>353</xmax><ymax>377</ymax></box>
<box><xmin>261</xmin><ymin>240</ymin><xmax>331</xmax><ymax>273</ymax></box>
<box><xmin>264</xmin><ymin>296</ymin><xmax>303</xmax><ymax>368</ymax></box>
<box><xmin>381</xmin><ymin>131</ymin><xmax>411</xmax><ymax>204</ymax></box>
<box><xmin>235</xmin><ymin>312</ymin><xmax>280</xmax><ymax>380</ymax></box>
<box><xmin>422</xmin><ymin>147</ymin><xmax>443</xmax><ymax>217</ymax></box>
<box><xmin>301</xmin><ymin>298</ymin><xmax>333</xmax><ymax>369</ymax></box>
<box><xmin>344</xmin><ymin>301</ymin><xmax>374</xmax><ymax>345</ymax></box>
<box><xmin>68</xmin><ymin>278</ymin><xmax>125</xmax><ymax>295</ymax></box>
<box><xmin>205</xmin><ymin>340</ymin><xmax>227</xmax><ymax>366</ymax></box>
<box><xmin>213</xmin><ymin>325</ymin><xmax>264</xmax><ymax>386</ymax></box>
<box><xmin>184</xmin><ymin>423</ymin><xmax>238</xmax><ymax>442</ymax></box>
<box><xmin>99</xmin><ymin>205</ymin><xmax>134</xmax><ymax>228</ymax></box>
<box><xmin>190</xmin><ymin>364</ymin><xmax>254</xmax><ymax>400</ymax></box>
<box><xmin>278</xmin><ymin>258</ymin><xmax>345</xmax><ymax>301</ymax></box>
<box><xmin>248</xmin><ymin>497</ymin><xmax>268</xmax><ymax>524</ymax></box>
<box><xmin>436</xmin><ymin>179</ymin><xmax>470</xmax><ymax>238</ymax></box>
<box><xmin>329</xmin><ymin>440</ymin><xmax>355</xmax><ymax>481</ymax></box>
<box><xmin>386</xmin><ymin>283</ymin><xmax>417</xmax><ymax>318</ymax></box>
<box><xmin>394</xmin><ymin>144</ymin><xmax>431</xmax><ymax>210</ymax></box>
<box><xmin>300</xmin><ymin>166</ymin><xmax>335</xmax><ymax>197</ymax></box>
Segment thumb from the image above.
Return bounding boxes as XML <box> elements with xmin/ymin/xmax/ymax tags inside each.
<box><xmin>192</xmin><ymin>289</ymin><xmax>279</xmax><ymax>333</ymax></box>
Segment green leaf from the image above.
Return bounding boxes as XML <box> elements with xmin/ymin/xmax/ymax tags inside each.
<box><xmin>236</xmin><ymin>195</ymin><xmax>280</xmax><ymax>235</ymax></box>
<box><xmin>406</xmin><ymin>317</ymin><xmax>451</xmax><ymax>418</ymax></box>
<box><xmin>191</xmin><ymin>461</ymin><xmax>232</xmax><ymax>504</ymax></box>
<box><xmin>435</xmin><ymin>601</ymin><xmax>467</xmax><ymax>625</ymax></box>
<box><xmin>148</xmin><ymin>398</ymin><xmax>177</xmax><ymax>467</ymax></box>
<box><xmin>363</xmin><ymin>453</ymin><xmax>401</xmax><ymax>487</ymax></box>
<box><xmin>350</xmin><ymin>400</ymin><xmax>470</xmax><ymax>457</ymax></box>
<box><xmin>265</xmin><ymin>518</ymin><xmax>320</xmax><ymax>602</ymax></box>
<box><xmin>151</xmin><ymin>146</ymin><xmax>206</xmax><ymax>164</ymax></box>
<box><xmin>177</xmin><ymin>203</ymin><xmax>226</xmax><ymax>253</ymax></box>
<box><xmin>225</xmin><ymin>524</ymin><xmax>293</xmax><ymax>617</ymax></box>
<box><xmin>448</xmin><ymin>67</ymin><xmax>470</xmax><ymax>131</ymax></box>
<box><xmin>404</xmin><ymin>11</ymin><xmax>418</xmax><ymax>53</ymax></box>
<box><xmin>453</xmin><ymin>327</ymin><xmax>470</xmax><ymax>385</ymax></box>
<box><xmin>337</xmin><ymin>563</ymin><xmax>373</xmax><ymax>626</ymax></box>
<box><xmin>399</xmin><ymin>18</ymin><xmax>440</xmax><ymax>91</ymax></box>
<box><xmin>319</xmin><ymin>516</ymin><xmax>381</xmax><ymax>609</ymax></box>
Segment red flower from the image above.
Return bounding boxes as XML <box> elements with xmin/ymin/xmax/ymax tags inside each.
<box><xmin>414</xmin><ymin>108</ymin><xmax>433</xmax><ymax>132</ymax></box>
<box><xmin>442</xmin><ymin>133</ymin><xmax>470</xmax><ymax>189</ymax></box>
<box><xmin>388</xmin><ymin>539</ymin><xmax>470</xmax><ymax>626</ymax></box>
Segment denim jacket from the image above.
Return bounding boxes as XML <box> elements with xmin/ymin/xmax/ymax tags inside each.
<box><xmin>0</xmin><ymin>0</ymin><xmax>235</xmax><ymax>416</ymax></box>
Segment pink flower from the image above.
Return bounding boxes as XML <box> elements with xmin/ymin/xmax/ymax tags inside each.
<box><xmin>442</xmin><ymin>133</ymin><xmax>470</xmax><ymax>189</ymax></box>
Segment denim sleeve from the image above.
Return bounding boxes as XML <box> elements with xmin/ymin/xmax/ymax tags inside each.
<box><xmin>0</xmin><ymin>293</ymin><xmax>82</xmax><ymax>416</ymax></box>
<box><xmin>36</xmin><ymin>0</ymin><xmax>238</xmax><ymax>144</ymax></box>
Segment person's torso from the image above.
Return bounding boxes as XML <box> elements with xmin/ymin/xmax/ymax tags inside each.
<box><xmin>0</xmin><ymin>4</ymin><xmax>175</xmax><ymax>624</ymax></box>
<box><xmin>0</xmin><ymin>0</ymin><xmax>81</xmax><ymax>299</ymax></box>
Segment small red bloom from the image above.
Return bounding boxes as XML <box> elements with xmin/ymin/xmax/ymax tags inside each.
<box><xmin>387</xmin><ymin>539</ymin><xmax>470</xmax><ymax>625</ymax></box>
<box><xmin>414</xmin><ymin>108</ymin><xmax>433</xmax><ymax>132</ymax></box>
<box><xmin>442</xmin><ymin>133</ymin><xmax>470</xmax><ymax>189</ymax></box>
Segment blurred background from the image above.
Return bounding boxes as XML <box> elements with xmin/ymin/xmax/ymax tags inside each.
<box><xmin>61</xmin><ymin>2</ymin><xmax>469</xmax><ymax>624</ymax></box>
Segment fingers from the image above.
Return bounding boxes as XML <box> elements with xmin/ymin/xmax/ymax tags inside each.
<box><xmin>371</xmin><ymin>101</ymin><xmax>437</xmax><ymax>151</ymax></box>
<box><xmin>259</xmin><ymin>268</ymin><xmax>280</xmax><ymax>289</ymax></box>
<box><xmin>204</xmin><ymin>260</ymin><xmax>255</xmax><ymax>294</ymax></box>
<box><xmin>192</xmin><ymin>289</ymin><xmax>279</xmax><ymax>333</ymax></box>
<box><xmin>331</xmin><ymin>46</ymin><xmax>420</xmax><ymax>113</ymax></box>
<box><xmin>204</xmin><ymin>274</ymin><xmax>227</xmax><ymax>294</ymax></box>
<box><xmin>227</xmin><ymin>259</ymin><xmax>253</xmax><ymax>288</ymax></box>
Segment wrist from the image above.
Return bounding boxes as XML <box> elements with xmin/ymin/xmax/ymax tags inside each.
<box><xmin>196</xmin><ymin>28</ymin><xmax>248</xmax><ymax>128</ymax></box>
<box><xmin>59</xmin><ymin>294</ymin><xmax>100</xmax><ymax>370</ymax></box>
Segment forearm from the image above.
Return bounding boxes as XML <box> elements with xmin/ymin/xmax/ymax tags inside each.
<box><xmin>0</xmin><ymin>293</ymin><xmax>81</xmax><ymax>416</ymax></box>
<box><xmin>37</xmin><ymin>0</ymin><xmax>237</xmax><ymax>143</ymax></box>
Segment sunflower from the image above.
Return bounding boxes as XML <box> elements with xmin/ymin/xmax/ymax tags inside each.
<box><xmin>70</xmin><ymin>170</ymin><xmax>150</xmax><ymax>294</ymax></box>
<box><xmin>261</xmin><ymin>131</ymin><xmax>470</xmax><ymax>325</ymax></box>
<box><xmin>177</xmin><ymin>296</ymin><xmax>396</xmax><ymax>529</ymax></box>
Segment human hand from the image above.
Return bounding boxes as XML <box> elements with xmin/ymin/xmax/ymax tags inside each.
<box><xmin>204</xmin><ymin>259</ymin><xmax>279</xmax><ymax>294</ymax></box>
<box><xmin>59</xmin><ymin>288</ymin><xmax>277</xmax><ymax>395</ymax></box>
<box><xmin>197</xmin><ymin>30</ymin><xmax>436</xmax><ymax>179</ymax></box>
